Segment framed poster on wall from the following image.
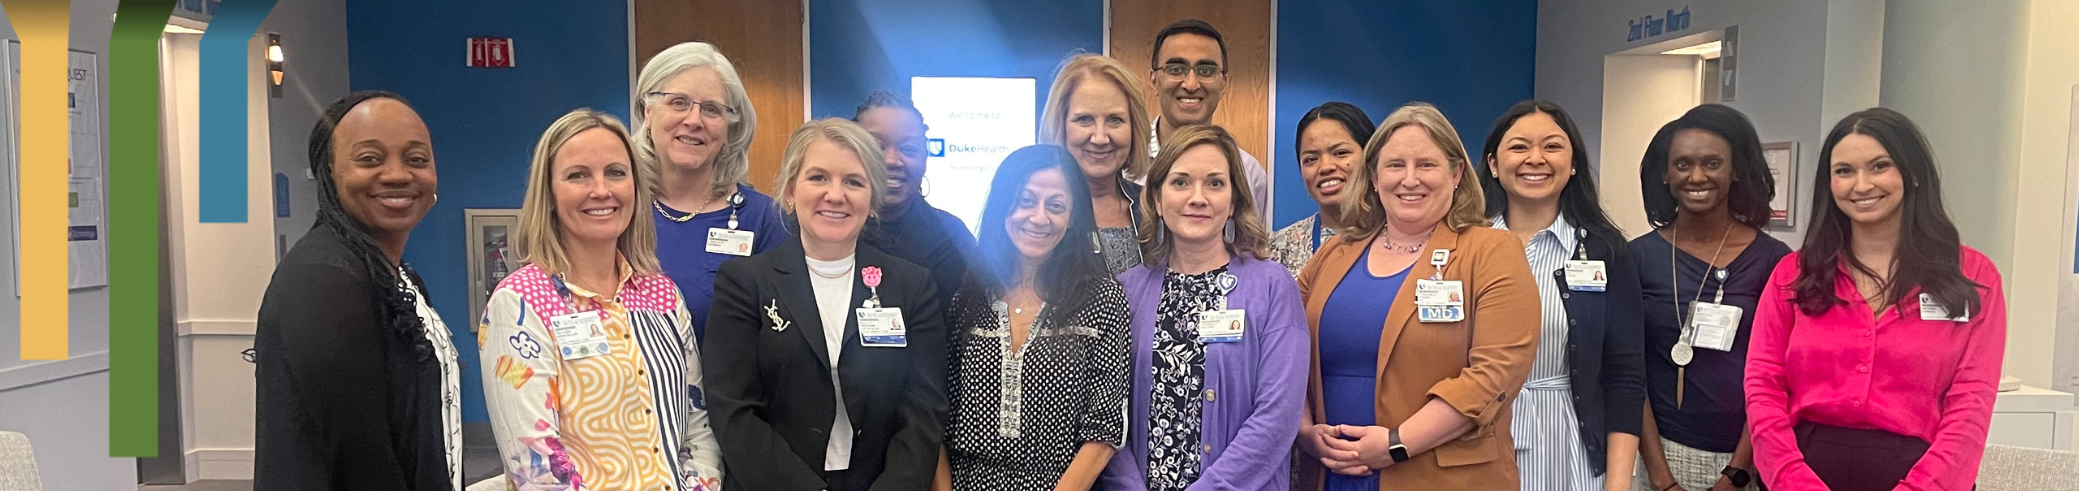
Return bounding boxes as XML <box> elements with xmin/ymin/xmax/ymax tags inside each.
<box><xmin>1763</xmin><ymin>141</ymin><xmax>1798</xmax><ymax>229</ymax></box>
<box><xmin>466</xmin><ymin>209</ymin><xmax>521</xmax><ymax>330</ymax></box>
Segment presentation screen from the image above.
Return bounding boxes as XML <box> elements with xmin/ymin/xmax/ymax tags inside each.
<box><xmin>911</xmin><ymin>76</ymin><xmax>1036</xmax><ymax>238</ymax></box>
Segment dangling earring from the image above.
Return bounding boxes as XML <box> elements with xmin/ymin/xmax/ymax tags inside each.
<box><xmin>1223</xmin><ymin>218</ymin><xmax>1237</xmax><ymax>243</ymax></box>
<box><xmin>1090</xmin><ymin>230</ymin><xmax>1103</xmax><ymax>254</ymax></box>
<box><xmin>1155</xmin><ymin>217</ymin><xmax>1167</xmax><ymax>243</ymax></box>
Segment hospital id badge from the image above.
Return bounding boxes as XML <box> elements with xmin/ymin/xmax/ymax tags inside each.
<box><xmin>1415</xmin><ymin>279</ymin><xmax>1467</xmax><ymax>323</ymax></box>
<box><xmin>549</xmin><ymin>310</ymin><xmax>612</xmax><ymax>360</ymax></box>
<box><xmin>1688</xmin><ymin>302</ymin><xmax>1742</xmax><ymax>352</ymax></box>
<box><xmin>1196</xmin><ymin>309</ymin><xmax>1247</xmax><ymax>343</ymax></box>
<box><xmin>857</xmin><ymin>308</ymin><xmax>907</xmax><ymax>347</ymax></box>
<box><xmin>1563</xmin><ymin>260</ymin><xmax>1608</xmax><ymax>292</ymax></box>
<box><xmin>706</xmin><ymin>228</ymin><xmax>756</xmax><ymax>256</ymax></box>
<box><xmin>1919</xmin><ymin>293</ymin><xmax>1969</xmax><ymax>322</ymax></box>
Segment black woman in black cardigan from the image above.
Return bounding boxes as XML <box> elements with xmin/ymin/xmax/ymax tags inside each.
<box><xmin>253</xmin><ymin>91</ymin><xmax>459</xmax><ymax>490</ymax></box>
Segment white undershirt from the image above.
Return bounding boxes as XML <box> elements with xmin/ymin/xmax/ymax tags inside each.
<box><xmin>403</xmin><ymin>273</ymin><xmax>461</xmax><ymax>491</ymax></box>
<box><xmin>805</xmin><ymin>253</ymin><xmax>857</xmax><ymax>471</ymax></box>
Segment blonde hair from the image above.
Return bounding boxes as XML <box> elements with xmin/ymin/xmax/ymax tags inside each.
<box><xmin>516</xmin><ymin>109</ymin><xmax>661</xmax><ymax>277</ymax></box>
<box><xmin>1137</xmin><ymin>125</ymin><xmax>1269</xmax><ymax>264</ymax></box>
<box><xmin>631</xmin><ymin>42</ymin><xmax>758</xmax><ymax>200</ymax></box>
<box><xmin>1039</xmin><ymin>53</ymin><xmax>1154</xmax><ymax>181</ymax></box>
<box><xmin>1339</xmin><ymin>102</ymin><xmax>1486</xmax><ymax>241</ymax></box>
<box><xmin>774</xmin><ymin>118</ymin><xmax>889</xmax><ymax>216</ymax></box>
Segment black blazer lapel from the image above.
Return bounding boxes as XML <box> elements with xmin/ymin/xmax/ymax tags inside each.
<box><xmin>772</xmin><ymin>241</ymin><xmax>833</xmax><ymax>370</ymax></box>
<box><xmin>836</xmin><ymin>247</ymin><xmax>883</xmax><ymax>428</ymax></box>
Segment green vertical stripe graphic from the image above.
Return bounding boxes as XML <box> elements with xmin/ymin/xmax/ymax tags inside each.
<box><xmin>109</xmin><ymin>0</ymin><xmax>175</xmax><ymax>458</ymax></box>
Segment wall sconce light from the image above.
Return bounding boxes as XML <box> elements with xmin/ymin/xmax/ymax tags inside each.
<box><xmin>266</xmin><ymin>32</ymin><xmax>284</xmax><ymax>98</ymax></box>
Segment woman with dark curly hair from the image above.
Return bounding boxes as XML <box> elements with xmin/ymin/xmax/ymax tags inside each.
<box><xmin>254</xmin><ymin>91</ymin><xmax>458</xmax><ymax>490</ymax></box>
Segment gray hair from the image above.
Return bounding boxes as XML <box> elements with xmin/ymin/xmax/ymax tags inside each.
<box><xmin>632</xmin><ymin>42</ymin><xmax>757</xmax><ymax>199</ymax></box>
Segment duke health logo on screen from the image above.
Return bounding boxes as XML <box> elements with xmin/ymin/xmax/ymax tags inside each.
<box><xmin>929</xmin><ymin>138</ymin><xmax>946</xmax><ymax>158</ymax></box>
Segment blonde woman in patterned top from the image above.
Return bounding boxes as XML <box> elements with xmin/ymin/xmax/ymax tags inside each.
<box><xmin>480</xmin><ymin>109</ymin><xmax>723</xmax><ymax>491</ymax></box>
<box><xmin>1266</xmin><ymin>102</ymin><xmax>1374</xmax><ymax>277</ymax></box>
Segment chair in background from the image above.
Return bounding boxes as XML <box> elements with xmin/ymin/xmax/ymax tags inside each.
<box><xmin>1977</xmin><ymin>443</ymin><xmax>2079</xmax><ymax>491</ymax></box>
<box><xmin>0</xmin><ymin>431</ymin><xmax>43</xmax><ymax>491</ymax></box>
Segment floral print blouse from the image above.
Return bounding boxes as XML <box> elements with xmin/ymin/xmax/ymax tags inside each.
<box><xmin>478</xmin><ymin>260</ymin><xmax>722</xmax><ymax>491</ymax></box>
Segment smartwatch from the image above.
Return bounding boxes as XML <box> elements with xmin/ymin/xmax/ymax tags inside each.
<box><xmin>1721</xmin><ymin>466</ymin><xmax>1752</xmax><ymax>488</ymax></box>
<box><xmin>1387</xmin><ymin>428</ymin><xmax>1410</xmax><ymax>463</ymax></box>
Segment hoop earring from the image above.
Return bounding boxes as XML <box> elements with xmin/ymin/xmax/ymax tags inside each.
<box><xmin>921</xmin><ymin>176</ymin><xmax>932</xmax><ymax>197</ymax></box>
<box><xmin>1223</xmin><ymin>218</ymin><xmax>1237</xmax><ymax>244</ymax></box>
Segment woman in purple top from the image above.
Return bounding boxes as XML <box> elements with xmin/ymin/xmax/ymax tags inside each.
<box><xmin>1099</xmin><ymin>125</ymin><xmax>1309</xmax><ymax>491</ymax></box>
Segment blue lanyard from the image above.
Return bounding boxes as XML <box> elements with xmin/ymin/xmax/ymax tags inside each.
<box><xmin>1310</xmin><ymin>216</ymin><xmax>1324</xmax><ymax>251</ymax></box>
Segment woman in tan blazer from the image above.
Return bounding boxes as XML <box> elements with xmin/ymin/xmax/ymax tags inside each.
<box><xmin>1292</xmin><ymin>102</ymin><xmax>1541</xmax><ymax>490</ymax></box>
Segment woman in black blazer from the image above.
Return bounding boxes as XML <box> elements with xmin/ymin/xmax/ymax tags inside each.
<box><xmin>1475</xmin><ymin>100</ymin><xmax>1647</xmax><ymax>491</ymax></box>
<box><xmin>253</xmin><ymin>91</ymin><xmax>459</xmax><ymax>490</ymax></box>
<box><xmin>705</xmin><ymin>118</ymin><xmax>949</xmax><ymax>491</ymax></box>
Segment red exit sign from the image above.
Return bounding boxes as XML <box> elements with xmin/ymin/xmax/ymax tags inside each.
<box><xmin>467</xmin><ymin>37</ymin><xmax>516</xmax><ymax>68</ymax></box>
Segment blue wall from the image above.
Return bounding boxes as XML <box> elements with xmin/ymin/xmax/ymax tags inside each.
<box><xmin>347</xmin><ymin>1</ymin><xmax>630</xmax><ymax>422</ymax></box>
<box><xmin>1270</xmin><ymin>0</ymin><xmax>1537</xmax><ymax>228</ymax></box>
<box><xmin>807</xmin><ymin>0</ymin><xmax>1104</xmax><ymax>120</ymax></box>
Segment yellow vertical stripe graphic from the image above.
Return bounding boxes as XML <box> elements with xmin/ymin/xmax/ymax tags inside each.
<box><xmin>2</xmin><ymin>0</ymin><xmax>73</xmax><ymax>360</ymax></box>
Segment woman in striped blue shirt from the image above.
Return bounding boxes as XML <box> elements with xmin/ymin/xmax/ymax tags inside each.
<box><xmin>1476</xmin><ymin>100</ymin><xmax>1646</xmax><ymax>491</ymax></box>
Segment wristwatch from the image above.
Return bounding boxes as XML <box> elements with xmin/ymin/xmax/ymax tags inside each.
<box><xmin>1721</xmin><ymin>465</ymin><xmax>1752</xmax><ymax>488</ymax></box>
<box><xmin>1386</xmin><ymin>428</ymin><xmax>1410</xmax><ymax>463</ymax></box>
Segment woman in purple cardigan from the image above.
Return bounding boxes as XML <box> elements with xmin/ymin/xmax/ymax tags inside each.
<box><xmin>1099</xmin><ymin>125</ymin><xmax>1310</xmax><ymax>491</ymax></box>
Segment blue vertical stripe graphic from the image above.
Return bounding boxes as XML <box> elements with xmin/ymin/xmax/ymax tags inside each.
<box><xmin>197</xmin><ymin>0</ymin><xmax>275</xmax><ymax>223</ymax></box>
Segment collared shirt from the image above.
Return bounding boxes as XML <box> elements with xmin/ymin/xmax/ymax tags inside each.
<box><xmin>1267</xmin><ymin>214</ymin><xmax>1338</xmax><ymax>277</ymax></box>
<box><xmin>1746</xmin><ymin>248</ymin><xmax>2007</xmax><ymax>491</ymax></box>
<box><xmin>1149</xmin><ymin>119</ymin><xmax>1273</xmax><ymax>223</ymax></box>
<box><xmin>1491</xmin><ymin>215</ymin><xmax>1579</xmax><ymax>381</ymax></box>
<box><xmin>479</xmin><ymin>258</ymin><xmax>724</xmax><ymax>491</ymax></box>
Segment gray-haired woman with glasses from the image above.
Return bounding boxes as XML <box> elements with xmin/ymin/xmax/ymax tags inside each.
<box><xmin>634</xmin><ymin>42</ymin><xmax>789</xmax><ymax>344</ymax></box>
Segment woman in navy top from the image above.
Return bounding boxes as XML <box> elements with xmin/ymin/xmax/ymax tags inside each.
<box><xmin>632</xmin><ymin>42</ymin><xmax>788</xmax><ymax>341</ymax></box>
<box><xmin>1630</xmin><ymin>104</ymin><xmax>1790</xmax><ymax>491</ymax></box>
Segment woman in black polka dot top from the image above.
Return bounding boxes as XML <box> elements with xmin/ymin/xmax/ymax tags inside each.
<box><xmin>934</xmin><ymin>145</ymin><xmax>1132</xmax><ymax>491</ymax></box>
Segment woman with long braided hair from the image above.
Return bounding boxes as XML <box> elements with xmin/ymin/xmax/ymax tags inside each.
<box><xmin>254</xmin><ymin>91</ymin><xmax>460</xmax><ymax>490</ymax></box>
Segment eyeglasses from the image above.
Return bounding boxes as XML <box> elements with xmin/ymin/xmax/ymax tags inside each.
<box><xmin>1158</xmin><ymin>62</ymin><xmax>1223</xmax><ymax>81</ymax></box>
<box><xmin>647</xmin><ymin>91</ymin><xmax>738</xmax><ymax>121</ymax></box>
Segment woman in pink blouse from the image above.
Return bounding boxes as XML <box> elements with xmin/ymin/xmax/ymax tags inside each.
<box><xmin>1745</xmin><ymin>107</ymin><xmax>2005</xmax><ymax>491</ymax></box>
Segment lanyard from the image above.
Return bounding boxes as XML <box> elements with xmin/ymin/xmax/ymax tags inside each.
<box><xmin>1310</xmin><ymin>217</ymin><xmax>1324</xmax><ymax>251</ymax></box>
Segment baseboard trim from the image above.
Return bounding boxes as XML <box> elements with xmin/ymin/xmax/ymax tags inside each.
<box><xmin>178</xmin><ymin>320</ymin><xmax>256</xmax><ymax>336</ymax></box>
<box><xmin>191</xmin><ymin>448</ymin><xmax>254</xmax><ymax>481</ymax></box>
<box><xmin>0</xmin><ymin>350</ymin><xmax>111</xmax><ymax>392</ymax></box>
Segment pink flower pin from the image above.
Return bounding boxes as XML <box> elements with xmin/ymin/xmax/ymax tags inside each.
<box><xmin>863</xmin><ymin>266</ymin><xmax>883</xmax><ymax>288</ymax></box>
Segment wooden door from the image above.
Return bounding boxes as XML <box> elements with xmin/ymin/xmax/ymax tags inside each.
<box><xmin>1109</xmin><ymin>0</ymin><xmax>1273</xmax><ymax>164</ymax></box>
<box><xmin>634</xmin><ymin>0</ymin><xmax>806</xmax><ymax>193</ymax></box>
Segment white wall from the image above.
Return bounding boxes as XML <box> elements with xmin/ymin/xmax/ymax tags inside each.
<box><xmin>1881</xmin><ymin>0</ymin><xmax>2076</xmax><ymax>390</ymax></box>
<box><xmin>1537</xmin><ymin>0</ymin><xmax>1882</xmax><ymax>247</ymax></box>
<box><xmin>1599</xmin><ymin>54</ymin><xmax>1703</xmax><ymax>236</ymax></box>
<box><xmin>161</xmin><ymin>24</ymin><xmax>277</xmax><ymax>479</ymax></box>
<box><xmin>265</xmin><ymin>0</ymin><xmax>350</xmax><ymax>257</ymax></box>
<box><xmin>0</xmin><ymin>0</ymin><xmax>138</xmax><ymax>489</ymax></box>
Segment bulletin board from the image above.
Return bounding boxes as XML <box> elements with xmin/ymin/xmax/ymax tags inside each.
<box><xmin>2</xmin><ymin>41</ymin><xmax>111</xmax><ymax>295</ymax></box>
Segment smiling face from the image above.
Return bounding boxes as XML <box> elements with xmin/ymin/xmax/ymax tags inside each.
<box><xmin>550</xmin><ymin>127</ymin><xmax>638</xmax><ymax>251</ymax></box>
<box><xmin>1063</xmin><ymin>78</ymin><xmax>1135</xmax><ymax>180</ymax></box>
<box><xmin>644</xmin><ymin>67</ymin><xmax>730</xmax><ymax>170</ymax></box>
<box><xmin>1297</xmin><ymin>119</ymin><xmax>1360</xmax><ymax>208</ymax></box>
<box><xmin>1665</xmin><ymin>128</ymin><xmax>1734</xmax><ymax>217</ymax></box>
<box><xmin>1490</xmin><ymin>111</ymin><xmax>1574</xmax><ymax>206</ymax></box>
<box><xmin>1372</xmin><ymin>125</ymin><xmax>1461</xmax><ymax>232</ymax></box>
<box><xmin>1004</xmin><ymin>167</ymin><xmax>1073</xmax><ymax>262</ymax></box>
<box><xmin>1828</xmin><ymin>133</ymin><xmax>1907</xmax><ymax>228</ymax></box>
<box><xmin>786</xmin><ymin>138</ymin><xmax>875</xmax><ymax>248</ymax></box>
<box><xmin>1151</xmin><ymin>33</ymin><xmax>1226</xmax><ymax>127</ymax></box>
<box><xmin>856</xmin><ymin>106</ymin><xmax>928</xmax><ymax>210</ymax></box>
<box><xmin>329</xmin><ymin>97</ymin><xmax>438</xmax><ymax>246</ymax></box>
<box><xmin>1157</xmin><ymin>143</ymin><xmax>1235</xmax><ymax>246</ymax></box>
